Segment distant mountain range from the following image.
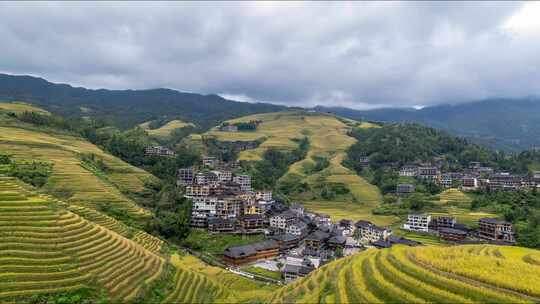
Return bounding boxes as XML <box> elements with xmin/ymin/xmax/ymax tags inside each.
<box><xmin>314</xmin><ymin>98</ymin><xmax>540</xmax><ymax>152</ymax></box>
<box><xmin>1</xmin><ymin>73</ymin><xmax>539</xmax><ymax>151</ymax></box>
<box><xmin>0</xmin><ymin>73</ymin><xmax>286</xmax><ymax>129</ymax></box>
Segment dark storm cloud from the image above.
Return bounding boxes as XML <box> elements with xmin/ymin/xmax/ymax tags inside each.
<box><xmin>0</xmin><ymin>1</ymin><xmax>538</xmax><ymax>108</ymax></box>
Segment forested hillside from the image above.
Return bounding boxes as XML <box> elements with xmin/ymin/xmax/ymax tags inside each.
<box><xmin>316</xmin><ymin>97</ymin><xmax>540</xmax><ymax>151</ymax></box>
<box><xmin>0</xmin><ymin>73</ymin><xmax>286</xmax><ymax>129</ymax></box>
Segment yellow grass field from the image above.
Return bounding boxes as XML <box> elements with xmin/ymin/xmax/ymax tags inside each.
<box><xmin>140</xmin><ymin>119</ymin><xmax>194</xmax><ymax>138</ymax></box>
<box><xmin>270</xmin><ymin>244</ymin><xmax>540</xmax><ymax>303</ymax></box>
<box><xmin>0</xmin><ymin>102</ymin><xmax>50</xmax><ymax>115</ymax></box>
<box><xmin>358</xmin><ymin>121</ymin><xmax>381</xmax><ymax>129</ymax></box>
<box><xmin>438</xmin><ymin>188</ymin><xmax>473</xmax><ymax>205</ymax></box>
<box><xmin>207</xmin><ymin>111</ymin><xmax>390</xmax><ymax>224</ymax></box>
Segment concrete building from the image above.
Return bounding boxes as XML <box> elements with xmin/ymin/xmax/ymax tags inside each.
<box><xmin>478</xmin><ymin>218</ymin><xmax>515</xmax><ymax>243</ymax></box>
<box><xmin>233</xmin><ymin>174</ymin><xmax>252</xmax><ymax>192</ymax></box>
<box><xmin>403</xmin><ymin>214</ymin><xmax>432</xmax><ymax>232</ymax></box>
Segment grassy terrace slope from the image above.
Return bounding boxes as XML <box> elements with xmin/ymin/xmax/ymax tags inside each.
<box><xmin>0</xmin><ymin>176</ymin><xmax>271</xmax><ymax>303</ymax></box>
<box><xmin>271</xmin><ymin>244</ymin><xmax>540</xmax><ymax>303</ymax></box>
<box><xmin>207</xmin><ymin>111</ymin><xmax>395</xmax><ymax>225</ymax></box>
<box><xmin>0</xmin><ymin>103</ymin><xmax>156</xmax><ymax>220</ymax></box>
<box><xmin>0</xmin><ymin>176</ymin><xmax>164</xmax><ymax>302</ymax></box>
<box><xmin>140</xmin><ymin>119</ymin><xmax>194</xmax><ymax>138</ymax></box>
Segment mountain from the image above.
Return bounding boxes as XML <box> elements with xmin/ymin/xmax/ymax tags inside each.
<box><xmin>0</xmin><ymin>73</ymin><xmax>287</xmax><ymax>129</ymax></box>
<box><xmin>315</xmin><ymin>97</ymin><xmax>540</xmax><ymax>152</ymax></box>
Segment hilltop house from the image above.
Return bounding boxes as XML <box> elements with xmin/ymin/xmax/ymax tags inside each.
<box><xmin>177</xmin><ymin>168</ymin><xmax>195</xmax><ymax>185</ymax></box>
<box><xmin>202</xmin><ymin>155</ymin><xmax>217</xmax><ymax>167</ymax></box>
<box><xmin>488</xmin><ymin>173</ymin><xmax>523</xmax><ymax>191</ymax></box>
<box><xmin>399</xmin><ymin>165</ymin><xmax>418</xmax><ymax>177</ymax></box>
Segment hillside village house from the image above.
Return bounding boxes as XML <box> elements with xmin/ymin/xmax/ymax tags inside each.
<box><xmin>355</xmin><ymin>220</ymin><xmax>392</xmax><ymax>243</ymax></box>
<box><xmin>488</xmin><ymin>173</ymin><xmax>524</xmax><ymax>191</ymax></box>
<box><xmin>286</xmin><ymin>221</ymin><xmax>308</xmax><ymax>236</ymax></box>
<box><xmin>202</xmin><ymin>155</ymin><xmax>217</xmax><ymax>167</ymax></box>
<box><xmin>220</xmin><ymin>125</ymin><xmax>238</xmax><ymax>132</ymax></box>
<box><xmin>399</xmin><ymin>165</ymin><xmax>418</xmax><ymax>177</ymax></box>
<box><xmin>208</xmin><ymin>217</ymin><xmax>235</xmax><ymax>233</ymax></box>
<box><xmin>233</xmin><ymin>174</ymin><xmax>252</xmax><ymax>191</ymax></box>
<box><xmin>461</xmin><ymin>175</ymin><xmax>478</xmax><ymax>190</ymax></box>
<box><xmin>439</xmin><ymin>227</ymin><xmax>468</xmax><ymax>241</ymax></box>
<box><xmin>478</xmin><ymin>218</ymin><xmax>515</xmax><ymax>243</ymax></box>
<box><xmin>255</xmin><ymin>190</ymin><xmax>273</xmax><ymax>202</ymax></box>
<box><xmin>396</xmin><ymin>183</ymin><xmax>415</xmax><ymax>194</ymax></box>
<box><xmin>304</xmin><ymin>230</ymin><xmax>330</xmax><ymax>256</ymax></box>
<box><xmin>239</xmin><ymin>214</ymin><xmax>265</xmax><ymax>233</ymax></box>
<box><xmin>440</xmin><ymin>173</ymin><xmax>453</xmax><ymax>188</ymax></box>
<box><xmin>431</xmin><ymin>215</ymin><xmax>456</xmax><ymax>230</ymax></box>
<box><xmin>270</xmin><ymin>211</ymin><xmax>298</xmax><ymax>232</ymax></box>
<box><xmin>144</xmin><ymin>146</ymin><xmax>176</xmax><ymax>157</ymax></box>
<box><xmin>403</xmin><ymin>214</ymin><xmax>432</xmax><ymax>232</ymax></box>
<box><xmin>196</xmin><ymin>171</ymin><xmax>219</xmax><ymax>186</ymax></box>
<box><xmin>418</xmin><ymin>167</ymin><xmax>439</xmax><ymax>182</ymax></box>
<box><xmin>223</xmin><ymin>240</ymin><xmax>279</xmax><ymax>265</ymax></box>
<box><xmin>177</xmin><ymin>168</ymin><xmax>194</xmax><ymax>185</ymax></box>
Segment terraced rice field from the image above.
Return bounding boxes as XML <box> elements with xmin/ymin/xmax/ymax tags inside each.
<box><xmin>207</xmin><ymin>111</ymin><xmax>390</xmax><ymax>224</ymax></box>
<box><xmin>270</xmin><ymin>244</ymin><xmax>540</xmax><ymax>303</ymax></box>
<box><xmin>438</xmin><ymin>189</ymin><xmax>472</xmax><ymax>205</ymax></box>
<box><xmin>140</xmin><ymin>119</ymin><xmax>194</xmax><ymax>138</ymax></box>
<box><xmin>0</xmin><ymin>124</ymin><xmax>154</xmax><ymax>219</ymax></box>
<box><xmin>0</xmin><ymin>177</ymin><xmax>165</xmax><ymax>302</ymax></box>
<box><xmin>132</xmin><ymin>231</ymin><xmax>164</xmax><ymax>254</ymax></box>
<box><xmin>0</xmin><ymin>102</ymin><xmax>50</xmax><ymax>115</ymax></box>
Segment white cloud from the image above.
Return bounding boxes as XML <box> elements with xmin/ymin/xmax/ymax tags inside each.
<box><xmin>0</xmin><ymin>1</ymin><xmax>536</xmax><ymax>108</ymax></box>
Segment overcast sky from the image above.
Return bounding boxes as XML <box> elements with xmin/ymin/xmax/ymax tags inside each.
<box><xmin>1</xmin><ymin>2</ymin><xmax>539</xmax><ymax>109</ymax></box>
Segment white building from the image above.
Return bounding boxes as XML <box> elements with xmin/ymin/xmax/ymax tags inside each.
<box><xmin>286</xmin><ymin>221</ymin><xmax>308</xmax><ymax>236</ymax></box>
<box><xmin>269</xmin><ymin>211</ymin><xmax>297</xmax><ymax>230</ymax></box>
<box><xmin>202</xmin><ymin>156</ymin><xmax>217</xmax><ymax>167</ymax></box>
<box><xmin>403</xmin><ymin>214</ymin><xmax>432</xmax><ymax>232</ymax></box>
<box><xmin>355</xmin><ymin>220</ymin><xmax>392</xmax><ymax>243</ymax></box>
<box><xmin>215</xmin><ymin>170</ymin><xmax>232</xmax><ymax>182</ymax></box>
<box><xmin>233</xmin><ymin>174</ymin><xmax>251</xmax><ymax>191</ymax></box>
<box><xmin>255</xmin><ymin>190</ymin><xmax>272</xmax><ymax>202</ymax></box>
<box><xmin>191</xmin><ymin>196</ymin><xmax>218</xmax><ymax>217</ymax></box>
<box><xmin>399</xmin><ymin>165</ymin><xmax>418</xmax><ymax>177</ymax></box>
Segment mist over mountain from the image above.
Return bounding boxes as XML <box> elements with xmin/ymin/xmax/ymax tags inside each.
<box><xmin>315</xmin><ymin>98</ymin><xmax>540</xmax><ymax>152</ymax></box>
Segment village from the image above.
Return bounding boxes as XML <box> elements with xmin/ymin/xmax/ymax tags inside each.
<box><xmin>163</xmin><ymin>148</ymin><xmax>518</xmax><ymax>283</ymax></box>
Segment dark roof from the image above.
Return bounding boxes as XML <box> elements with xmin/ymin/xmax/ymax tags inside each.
<box><xmin>253</xmin><ymin>239</ymin><xmax>279</xmax><ymax>251</ymax></box>
<box><xmin>328</xmin><ymin>235</ymin><xmax>346</xmax><ymax>245</ymax></box>
<box><xmin>339</xmin><ymin>219</ymin><xmax>352</xmax><ymax>226</ymax></box>
<box><xmin>388</xmin><ymin>236</ymin><xmax>422</xmax><ymax>247</ymax></box>
<box><xmin>283</xmin><ymin>264</ymin><xmax>314</xmax><ymax>275</ymax></box>
<box><xmin>372</xmin><ymin>240</ymin><xmax>392</xmax><ymax>248</ymax></box>
<box><xmin>355</xmin><ymin>220</ymin><xmax>386</xmax><ymax>232</ymax></box>
<box><xmin>479</xmin><ymin>218</ymin><xmax>510</xmax><ymax>225</ymax></box>
<box><xmin>271</xmin><ymin>233</ymin><xmax>300</xmax><ymax>242</ymax></box>
<box><xmin>439</xmin><ymin>228</ymin><xmax>468</xmax><ymax>235</ymax></box>
<box><xmin>223</xmin><ymin>244</ymin><xmax>257</xmax><ymax>258</ymax></box>
<box><xmin>306</xmin><ymin>230</ymin><xmax>330</xmax><ymax>241</ymax></box>
<box><xmin>454</xmin><ymin>223</ymin><xmax>470</xmax><ymax>232</ymax></box>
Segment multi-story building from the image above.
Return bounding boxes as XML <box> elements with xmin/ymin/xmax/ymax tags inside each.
<box><xmin>478</xmin><ymin>218</ymin><xmax>515</xmax><ymax>243</ymax></box>
<box><xmin>355</xmin><ymin>220</ymin><xmax>392</xmax><ymax>243</ymax></box>
<box><xmin>196</xmin><ymin>172</ymin><xmax>219</xmax><ymax>186</ymax></box>
<box><xmin>286</xmin><ymin>221</ymin><xmax>308</xmax><ymax>236</ymax></box>
<box><xmin>239</xmin><ymin>214</ymin><xmax>265</xmax><ymax>233</ymax></box>
<box><xmin>220</xmin><ymin>125</ymin><xmax>238</xmax><ymax>132</ymax></box>
<box><xmin>145</xmin><ymin>146</ymin><xmax>176</xmax><ymax>157</ymax></box>
<box><xmin>233</xmin><ymin>174</ymin><xmax>252</xmax><ymax>192</ymax></box>
<box><xmin>396</xmin><ymin>184</ymin><xmax>415</xmax><ymax>194</ymax></box>
<box><xmin>399</xmin><ymin>165</ymin><xmax>418</xmax><ymax>177</ymax></box>
<box><xmin>244</xmin><ymin>201</ymin><xmax>263</xmax><ymax>215</ymax></box>
<box><xmin>191</xmin><ymin>196</ymin><xmax>218</xmax><ymax>217</ymax></box>
<box><xmin>488</xmin><ymin>173</ymin><xmax>523</xmax><ymax>191</ymax></box>
<box><xmin>270</xmin><ymin>211</ymin><xmax>297</xmax><ymax>231</ymax></box>
<box><xmin>216</xmin><ymin>196</ymin><xmax>243</xmax><ymax>218</ymax></box>
<box><xmin>304</xmin><ymin>230</ymin><xmax>330</xmax><ymax>256</ymax></box>
<box><xmin>216</xmin><ymin>170</ymin><xmax>232</xmax><ymax>182</ymax></box>
<box><xmin>431</xmin><ymin>216</ymin><xmax>456</xmax><ymax>230</ymax></box>
<box><xmin>202</xmin><ymin>156</ymin><xmax>217</xmax><ymax>167</ymax></box>
<box><xmin>418</xmin><ymin>167</ymin><xmax>439</xmax><ymax>182</ymax></box>
<box><xmin>461</xmin><ymin>175</ymin><xmax>478</xmax><ymax>190</ymax></box>
<box><xmin>177</xmin><ymin>168</ymin><xmax>195</xmax><ymax>186</ymax></box>
<box><xmin>208</xmin><ymin>217</ymin><xmax>236</xmax><ymax>233</ymax></box>
<box><xmin>439</xmin><ymin>228</ymin><xmax>468</xmax><ymax>241</ymax></box>
<box><xmin>184</xmin><ymin>185</ymin><xmax>210</xmax><ymax>198</ymax></box>
<box><xmin>440</xmin><ymin>173</ymin><xmax>453</xmax><ymax>188</ymax></box>
<box><xmin>403</xmin><ymin>214</ymin><xmax>431</xmax><ymax>232</ymax></box>
<box><xmin>255</xmin><ymin>190</ymin><xmax>273</xmax><ymax>202</ymax></box>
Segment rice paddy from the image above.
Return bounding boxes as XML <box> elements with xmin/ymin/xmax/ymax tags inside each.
<box><xmin>207</xmin><ymin>111</ymin><xmax>390</xmax><ymax>224</ymax></box>
<box><xmin>270</xmin><ymin>244</ymin><xmax>540</xmax><ymax>303</ymax></box>
<box><xmin>438</xmin><ymin>188</ymin><xmax>472</xmax><ymax>205</ymax></box>
<box><xmin>0</xmin><ymin>177</ymin><xmax>165</xmax><ymax>302</ymax></box>
<box><xmin>0</xmin><ymin>123</ymin><xmax>155</xmax><ymax>220</ymax></box>
<box><xmin>0</xmin><ymin>102</ymin><xmax>50</xmax><ymax>115</ymax></box>
<box><xmin>140</xmin><ymin>119</ymin><xmax>194</xmax><ymax>138</ymax></box>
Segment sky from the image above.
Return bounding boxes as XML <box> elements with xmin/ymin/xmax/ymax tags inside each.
<box><xmin>0</xmin><ymin>1</ymin><xmax>540</xmax><ymax>109</ymax></box>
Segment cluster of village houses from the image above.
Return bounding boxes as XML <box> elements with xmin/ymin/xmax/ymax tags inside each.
<box><xmin>160</xmin><ymin>148</ymin><xmax>518</xmax><ymax>283</ymax></box>
<box><xmin>396</xmin><ymin>161</ymin><xmax>540</xmax><ymax>194</ymax></box>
